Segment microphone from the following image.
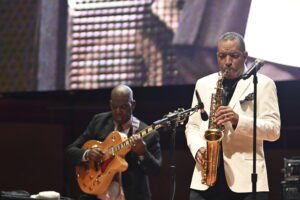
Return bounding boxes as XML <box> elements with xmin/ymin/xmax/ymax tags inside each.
<box><xmin>242</xmin><ymin>59</ymin><xmax>265</xmax><ymax>80</ymax></box>
<box><xmin>195</xmin><ymin>90</ymin><xmax>208</xmax><ymax>121</ymax></box>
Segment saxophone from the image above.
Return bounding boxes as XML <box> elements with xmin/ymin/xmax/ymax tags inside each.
<box><xmin>201</xmin><ymin>67</ymin><xmax>230</xmax><ymax>186</ymax></box>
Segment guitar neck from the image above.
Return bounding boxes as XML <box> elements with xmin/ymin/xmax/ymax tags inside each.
<box><xmin>112</xmin><ymin>123</ymin><xmax>163</xmax><ymax>155</ymax></box>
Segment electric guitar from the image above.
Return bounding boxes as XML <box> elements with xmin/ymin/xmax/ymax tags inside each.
<box><xmin>76</xmin><ymin>123</ymin><xmax>163</xmax><ymax>196</ymax></box>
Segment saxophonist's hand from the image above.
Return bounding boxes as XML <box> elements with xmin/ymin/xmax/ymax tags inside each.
<box><xmin>195</xmin><ymin>147</ymin><xmax>206</xmax><ymax>168</ymax></box>
<box><xmin>215</xmin><ymin>106</ymin><xmax>239</xmax><ymax>126</ymax></box>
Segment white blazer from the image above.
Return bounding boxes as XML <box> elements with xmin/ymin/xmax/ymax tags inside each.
<box><xmin>185</xmin><ymin>71</ymin><xmax>281</xmax><ymax>192</ymax></box>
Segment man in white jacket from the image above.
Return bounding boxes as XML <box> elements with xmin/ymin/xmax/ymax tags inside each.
<box><xmin>185</xmin><ymin>32</ymin><xmax>280</xmax><ymax>200</ymax></box>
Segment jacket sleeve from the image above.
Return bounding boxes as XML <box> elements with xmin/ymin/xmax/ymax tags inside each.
<box><xmin>138</xmin><ymin>128</ymin><xmax>162</xmax><ymax>175</ymax></box>
<box><xmin>65</xmin><ymin>115</ymin><xmax>99</xmax><ymax>165</ymax></box>
<box><xmin>185</xmin><ymin>80</ymin><xmax>208</xmax><ymax>159</ymax></box>
<box><xmin>235</xmin><ymin>77</ymin><xmax>281</xmax><ymax>142</ymax></box>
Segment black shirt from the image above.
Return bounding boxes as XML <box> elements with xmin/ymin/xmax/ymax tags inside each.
<box><xmin>222</xmin><ymin>77</ymin><xmax>240</xmax><ymax>106</ymax></box>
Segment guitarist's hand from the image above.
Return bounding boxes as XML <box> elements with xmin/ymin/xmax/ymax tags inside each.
<box><xmin>86</xmin><ymin>148</ymin><xmax>104</xmax><ymax>163</ymax></box>
<box><xmin>131</xmin><ymin>134</ymin><xmax>146</xmax><ymax>156</ymax></box>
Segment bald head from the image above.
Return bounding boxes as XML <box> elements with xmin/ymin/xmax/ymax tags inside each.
<box><xmin>111</xmin><ymin>84</ymin><xmax>134</xmax><ymax>101</ymax></box>
<box><xmin>110</xmin><ymin>85</ymin><xmax>136</xmax><ymax>125</ymax></box>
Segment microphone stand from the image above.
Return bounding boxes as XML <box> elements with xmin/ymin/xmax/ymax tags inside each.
<box><xmin>252</xmin><ymin>69</ymin><xmax>258</xmax><ymax>200</ymax></box>
<box><xmin>153</xmin><ymin>105</ymin><xmax>199</xmax><ymax>200</ymax></box>
<box><xmin>169</xmin><ymin>119</ymin><xmax>176</xmax><ymax>200</ymax></box>
<box><xmin>242</xmin><ymin>59</ymin><xmax>264</xmax><ymax>200</ymax></box>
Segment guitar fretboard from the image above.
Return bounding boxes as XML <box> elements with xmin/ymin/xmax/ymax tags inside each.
<box><xmin>110</xmin><ymin>123</ymin><xmax>163</xmax><ymax>155</ymax></box>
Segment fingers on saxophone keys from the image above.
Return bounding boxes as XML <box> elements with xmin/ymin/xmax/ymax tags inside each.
<box><xmin>221</xmin><ymin>114</ymin><xmax>228</xmax><ymax>124</ymax></box>
<box><xmin>197</xmin><ymin>148</ymin><xmax>206</xmax><ymax>166</ymax></box>
<box><xmin>215</xmin><ymin>115</ymin><xmax>226</xmax><ymax>125</ymax></box>
<box><xmin>196</xmin><ymin>155</ymin><xmax>203</xmax><ymax>166</ymax></box>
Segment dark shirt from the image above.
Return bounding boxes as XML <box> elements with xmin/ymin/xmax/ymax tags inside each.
<box><xmin>222</xmin><ymin>77</ymin><xmax>240</xmax><ymax>106</ymax></box>
<box><xmin>219</xmin><ymin>77</ymin><xmax>240</xmax><ymax>175</ymax></box>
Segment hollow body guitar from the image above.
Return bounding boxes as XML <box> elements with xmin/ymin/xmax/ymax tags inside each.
<box><xmin>76</xmin><ymin>123</ymin><xmax>162</xmax><ymax>196</ymax></box>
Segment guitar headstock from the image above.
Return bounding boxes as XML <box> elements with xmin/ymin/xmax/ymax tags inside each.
<box><xmin>164</xmin><ymin>108</ymin><xmax>188</xmax><ymax>125</ymax></box>
<box><xmin>153</xmin><ymin>106</ymin><xmax>198</xmax><ymax>128</ymax></box>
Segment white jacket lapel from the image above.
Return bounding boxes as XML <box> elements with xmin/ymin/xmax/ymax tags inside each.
<box><xmin>228</xmin><ymin>77</ymin><xmax>253</xmax><ymax>109</ymax></box>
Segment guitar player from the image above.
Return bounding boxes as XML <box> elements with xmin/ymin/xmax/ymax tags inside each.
<box><xmin>65</xmin><ymin>84</ymin><xmax>162</xmax><ymax>200</ymax></box>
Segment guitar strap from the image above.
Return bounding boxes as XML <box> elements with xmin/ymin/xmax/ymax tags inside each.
<box><xmin>131</xmin><ymin>116</ymin><xmax>140</xmax><ymax>135</ymax></box>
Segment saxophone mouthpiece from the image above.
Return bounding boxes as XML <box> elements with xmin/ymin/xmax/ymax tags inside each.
<box><xmin>225</xmin><ymin>65</ymin><xmax>232</xmax><ymax>72</ymax></box>
<box><xmin>220</xmin><ymin>66</ymin><xmax>231</xmax><ymax>74</ymax></box>
<box><xmin>221</xmin><ymin>66</ymin><xmax>231</xmax><ymax>78</ymax></box>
